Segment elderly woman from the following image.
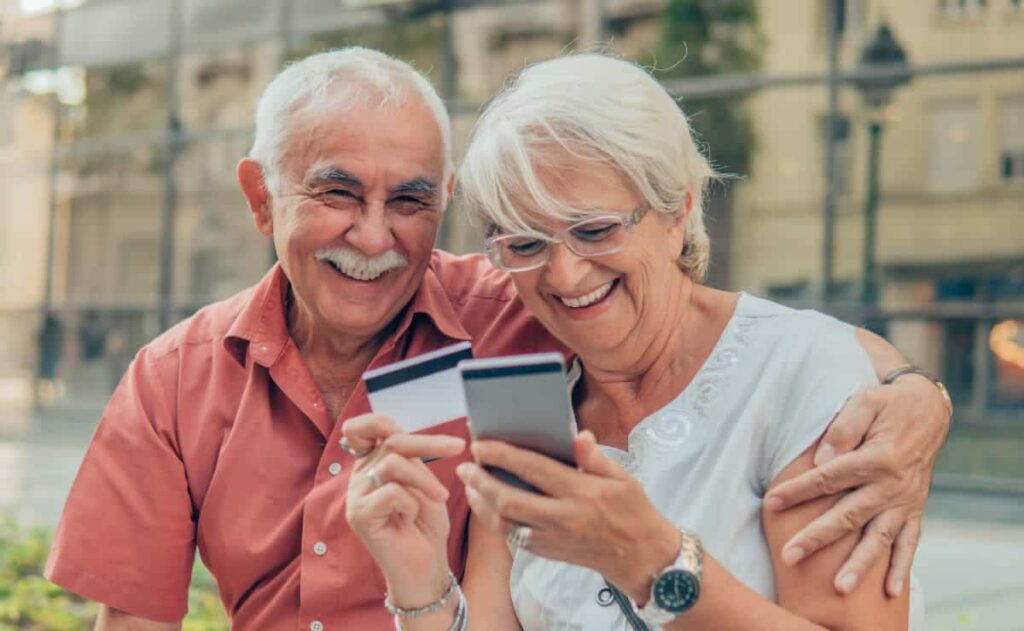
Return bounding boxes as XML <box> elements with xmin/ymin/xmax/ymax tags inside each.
<box><xmin>346</xmin><ymin>54</ymin><xmax>923</xmax><ymax>630</ymax></box>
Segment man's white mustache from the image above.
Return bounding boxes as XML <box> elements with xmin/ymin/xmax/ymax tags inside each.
<box><xmin>315</xmin><ymin>247</ymin><xmax>408</xmax><ymax>281</ymax></box>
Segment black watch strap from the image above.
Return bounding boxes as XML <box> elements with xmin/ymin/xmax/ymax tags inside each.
<box><xmin>603</xmin><ymin>581</ymin><xmax>651</xmax><ymax>631</ymax></box>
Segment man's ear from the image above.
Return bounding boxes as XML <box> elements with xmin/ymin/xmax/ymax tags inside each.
<box><xmin>238</xmin><ymin>158</ymin><xmax>273</xmax><ymax>236</ymax></box>
<box><xmin>444</xmin><ymin>172</ymin><xmax>456</xmax><ymax>210</ymax></box>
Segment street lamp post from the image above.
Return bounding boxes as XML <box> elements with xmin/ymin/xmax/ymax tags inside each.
<box><xmin>851</xmin><ymin>24</ymin><xmax>911</xmax><ymax>313</ymax></box>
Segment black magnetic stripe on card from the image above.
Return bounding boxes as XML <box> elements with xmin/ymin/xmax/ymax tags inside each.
<box><xmin>364</xmin><ymin>346</ymin><xmax>474</xmax><ymax>393</ymax></box>
<box><xmin>460</xmin><ymin>362</ymin><xmax>564</xmax><ymax>380</ymax></box>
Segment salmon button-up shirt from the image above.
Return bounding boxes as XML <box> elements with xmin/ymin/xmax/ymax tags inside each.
<box><xmin>45</xmin><ymin>251</ymin><xmax>559</xmax><ymax>630</ymax></box>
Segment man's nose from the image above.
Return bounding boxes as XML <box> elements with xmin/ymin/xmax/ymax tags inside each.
<box><xmin>346</xmin><ymin>203</ymin><xmax>396</xmax><ymax>257</ymax></box>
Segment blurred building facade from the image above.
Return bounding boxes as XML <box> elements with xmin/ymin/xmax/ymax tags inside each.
<box><xmin>1</xmin><ymin>0</ymin><xmax>1022</xmax><ymax>426</ymax></box>
<box><xmin>732</xmin><ymin>0</ymin><xmax>1024</xmax><ymax>422</ymax></box>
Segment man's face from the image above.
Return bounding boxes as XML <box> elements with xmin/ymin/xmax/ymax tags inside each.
<box><xmin>258</xmin><ymin>95</ymin><xmax>448</xmax><ymax>340</ymax></box>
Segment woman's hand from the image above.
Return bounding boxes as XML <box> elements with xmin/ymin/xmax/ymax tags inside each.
<box><xmin>343</xmin><ymin>414</ymin><xmax>466</xmax><ymax>599</ymax></box>
<box><xmin>456</xmin><ymin>430</ymin><xmax>680</xmax><ymax>603</ymax></box>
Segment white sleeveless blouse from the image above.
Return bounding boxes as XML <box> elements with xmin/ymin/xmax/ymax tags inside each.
<box><xmin>509</xmin><ymin>293</ymin><xmax>924</xmax><ymax>630</ymax></box>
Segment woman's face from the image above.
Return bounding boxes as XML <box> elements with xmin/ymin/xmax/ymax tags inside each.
<box><xmin>507</xmin><ymin>162</ymin><xmax>689</xmax><ymax>359</ymax></box>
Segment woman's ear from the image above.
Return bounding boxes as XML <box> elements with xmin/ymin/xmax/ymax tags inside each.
<box><xmin>668</xmin><ymin>190</ymin><xmax>693</xmax><ymax>237</ymax></box>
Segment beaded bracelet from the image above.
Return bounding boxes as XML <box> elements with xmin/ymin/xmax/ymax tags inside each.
<box><xmin>386</xmin><ymin>572</ymin><xmax>459</xmax><ymax>618</ymax></box>
<box><xmin>391</xmin><ymin>581</ymin><xmax>468</xmax><ymax>631</ymax></box>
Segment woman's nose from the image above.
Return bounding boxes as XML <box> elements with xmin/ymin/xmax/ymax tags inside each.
<box><xmin>543</xmin><ymin>242</ymin><xmax>591</xmax><ymax>291</ymax></box>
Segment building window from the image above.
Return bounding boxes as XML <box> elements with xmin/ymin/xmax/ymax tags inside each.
<box><xmin>938</xmin><ymin>0</ymin><xmax>987</xmax><ymax>18</ymax></box>
<box><xmin>1000</xmin><ymin>95</ymin><xmax>1024</xmax><ymax>183</ymax></box>
<box><xmin>927</xmin><ymin>100</ymin><xmax>980</xmax><ymax>192</ymax></box>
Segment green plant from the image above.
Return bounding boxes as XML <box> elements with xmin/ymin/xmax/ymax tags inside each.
<box><xmin>650</xmin><ymin>0</ymin><xmax>762</xmax><ymax>175</ymax></box>
<box><xmin>0</xmin><ymin>520</ymin><xmax>228</xmax><ymax>630</ymax></box>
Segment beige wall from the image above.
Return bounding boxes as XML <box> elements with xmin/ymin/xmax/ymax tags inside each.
<box><xmin>733</xmin><ymin>0</ymin><xmax>1024</xmax><ymax>295</ymax></box>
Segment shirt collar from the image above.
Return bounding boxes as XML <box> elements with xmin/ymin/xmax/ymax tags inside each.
<box><xmin>223</xmin><ymin>258</ymin><xmax>472</xmax><ymax>368</ymax></box>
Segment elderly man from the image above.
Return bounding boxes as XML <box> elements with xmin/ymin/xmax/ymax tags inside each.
<box><xmin>45</xmin><ymin>48</ymin><xmax>950</xmax><ymax>630</ymax></box>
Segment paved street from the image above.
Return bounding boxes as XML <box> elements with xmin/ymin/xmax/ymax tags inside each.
<box><xmin>2</xmin><ymin>407</ymin><xmax>1022</xmax><ymax>629</ymax></box>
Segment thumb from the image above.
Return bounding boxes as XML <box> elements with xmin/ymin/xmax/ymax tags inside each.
<box><xmin>575</xmin><ymin>430</ymin><xmax>627</xmax><ymax>479</ymax></box>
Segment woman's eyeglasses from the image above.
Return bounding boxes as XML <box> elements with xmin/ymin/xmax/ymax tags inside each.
<box><xmin>485</xmin><ymin>203</ymin><xmax>651</xmax><ymax>272</ymax></box>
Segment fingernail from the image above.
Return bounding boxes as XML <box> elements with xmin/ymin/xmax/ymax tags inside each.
<box><xmin>456</xmin><ymin>463</ymin><xmax>471</xmax><ymax>480</ymax></box>
<box><xmin>782</xmin><ymin>546</ymin><xmax>804</xmax><ymax>566</ymax></box>
<box><xmin>890</xmin><ymin>579</ymin><xmax>904</xmax><ymax>597</ymax></box>
<box><xmin>814</xmin><ymin>442</ymin><xmax>836</xmax><ymax>466</ymax></box>
<box><xmin>764</xmin><ymin>495</ymin><xmax>783</xmax><ymax>511</ymax></box>
<box><xmin>837</xmin><ymin>572</ymin><xmax>858</xmax><ymax>594</ymax></box>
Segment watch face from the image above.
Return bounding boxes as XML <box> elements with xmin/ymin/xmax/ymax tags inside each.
<box><xmin>653</xmin><ymin>569</ymin><xmax>700</xmax><ymax>614</ymax></box>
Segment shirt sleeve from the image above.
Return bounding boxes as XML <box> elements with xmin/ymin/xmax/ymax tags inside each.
<box><xmin>759</xmin><ymin>313</ymin><xmax>878</xmax><ymax>489</ymax></box>
<box><xmin>45</xmin><ymin>346</ymin><xmax>196</xmax><ymax>622</ymax></box>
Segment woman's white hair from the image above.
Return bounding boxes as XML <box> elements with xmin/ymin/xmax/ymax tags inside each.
<box><xmin>250</xmin><ymin>47</ymin><xmax>453</xmax><ymax>197</ymax></box>
<box><xmin>459</xmin><ymin>53</ymin><xmax>715</xmax><ymax>281</ymax></box>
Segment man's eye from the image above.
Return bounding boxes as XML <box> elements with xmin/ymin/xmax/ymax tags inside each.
<box><xmin>389</xmin><ymin>197</ymin><xmax>430</xmax><ymax>214</ymax></box>
<box><xmin>571</xmin><ymin>223</ymin><xmax>619</xmax><ymax>242</ymax></box>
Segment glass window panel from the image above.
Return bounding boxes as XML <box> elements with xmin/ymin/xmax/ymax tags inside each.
<box><xmin>927</xmin><ymin>99</ymin><xmax>980</xmax><ymax>192</ymax></box>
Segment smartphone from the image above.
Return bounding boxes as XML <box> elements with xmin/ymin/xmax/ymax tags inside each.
<box><xmin>458</xmin><ymin>352</ymin><xmax>577</xmax><ymax>494</ymax></box>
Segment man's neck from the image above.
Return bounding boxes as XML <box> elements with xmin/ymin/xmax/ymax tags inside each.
<box><xmin>286</xmin><ymin>289</ymin><xmax>398</xmax><ymax>418</ymax></box>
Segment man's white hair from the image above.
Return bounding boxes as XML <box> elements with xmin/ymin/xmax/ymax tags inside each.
<box><xmin>250</xmin><ymin>47</ymin><xmax>453</xmax><ymax>199</ymax></box>
<box><xmin>459</xmin><ymin>53</ymin><xmax>715</xmax><ymax>281</ymax></box>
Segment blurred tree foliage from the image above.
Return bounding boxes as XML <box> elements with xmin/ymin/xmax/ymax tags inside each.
<box><xmin>289</xmin><ymin>16</ymin><xmax>452</xmax><ymax>96</ymax></box>
<box><xmin>0</xmin><ymin>520</ymin><xmax>228</xmax><ymax>630</ymax></box>
<box><xmin>649</xmin><ymin>0</ymin><xmax>762</xmax><ymax>175</ymax></box>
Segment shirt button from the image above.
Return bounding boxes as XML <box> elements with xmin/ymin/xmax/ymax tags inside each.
<box><xmin>313</xmin><ymin>541</ymin><xmax>328</xmax><ymax>556</ymax></box>
<box><xmin>310</xmin><ymin>621</ymin><xmax>324</xmax><ymax>631</ymax></box>
<box><xmin>328</xmin><ymin>462</ymin><xmax>342</xmax><ymax>476</ymax></box>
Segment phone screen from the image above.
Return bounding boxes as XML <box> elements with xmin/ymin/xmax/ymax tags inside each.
<box><xmin>459</xmin><ymin>353</ymin><xmax>577</xmax><ymax>494</ymax></box>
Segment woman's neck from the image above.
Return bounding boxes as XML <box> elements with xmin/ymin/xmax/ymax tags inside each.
<box><xmin>575</xmin><ymin>283</ymin><xmax>738</xmax><ymax>438</ymax></box>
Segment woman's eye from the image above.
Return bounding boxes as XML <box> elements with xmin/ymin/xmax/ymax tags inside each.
<box><xmin>571</xmin><ymin>223</ymin><xmax>618</xmax><ymax>242</ymax></box>
<box><xmin>507</xmin><ymin>239</ymin><xmax>546</xmax><ymax>256</ymax></box>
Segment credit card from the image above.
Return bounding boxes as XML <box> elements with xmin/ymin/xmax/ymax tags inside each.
<box><xmin>362</xmin><ymin>341</ymin><xmax>473</xmax><ymax>433</ymax></box>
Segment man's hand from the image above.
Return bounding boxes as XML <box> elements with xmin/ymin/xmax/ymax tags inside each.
<box><xmin>764</xmin><ymin>374</ymin><xmax>950</xmax><ymax>597</ymax></box>
<box><xmin>95</xmin><ymin>606</ymin><xmax>182</xmax><ymax>630</ymax></box>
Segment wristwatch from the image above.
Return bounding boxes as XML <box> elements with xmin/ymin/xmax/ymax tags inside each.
<box><xmin>636</xmin><ymin>528</ymin><xmax>704</xmax><ymax>628</ymax></box>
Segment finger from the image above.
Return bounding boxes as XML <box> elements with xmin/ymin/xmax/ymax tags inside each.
<box><xmin>886</xmin><ymin>516</ymin><xmax>921</xmax><ymax>597</ymax></box>
<box><xmin>457</xmin><ymin>462</ymin><xmax>560</xmax><ymax>526</ymax></box>
<box><xmin>574</xmin><ymin>430</ymin><xmax>629</xmax><ymax>480</ymax></box>
<box><xmin>470</xmin><ymin>440</ymin><xmax>577</xmax><ymax>497</ymax></box>
<box><xmin>832</xmin><ymin>509</ymin><xmax>905</xmax><ymax>595</ymax></box>
<box><xmin>779</xmin><ymin>486</ymin><xmax>882</xmax><ymax>565</ymax></box>
<box><xmin>815</xmin><ymin>388</ymin><xmax>879</xmax><ymax>466</ymax></box>
<box><xmin>367</xmin><ymin>452</ymin><xmax>450</xmax><ymax>502</ymax></box>
<box><xmin>342</xmin><ymin>413</ymin><xmax>402</xmax><ymax>456</ymax></box>
<box><xmin>376</xmin><ymin>433</ymin><xmax>466</xmax><ymax>463</ymax></box>
<box><xmin>765</xmin><ymin>449</ymin><xmax>880</xmax><ymax>511</ymax></box>
<box><xmin>465</xmin><ymin>484</ymin><xmax>505</xmax><ymax>532</ymax></box>
<box><xmin>348</xmin><ymin>481</ymin><xmax>421</xmax><ymax>530</ymax></box>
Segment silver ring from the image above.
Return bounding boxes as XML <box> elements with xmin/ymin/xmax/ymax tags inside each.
<box><xmin>367</xmin><ymin>466</ymin><xmax>384</xmax><ymax>489</ymax></box>
<box><xmin>507</xmin><ymin>524</ymin><xmax>532</xmax><ymax>549</ymax></box>
<box><xmin>340</xmin><ymin>437</ymin><xmax>373</xmax><ymax>459</ymax></box>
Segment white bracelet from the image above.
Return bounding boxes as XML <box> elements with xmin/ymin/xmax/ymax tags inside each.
<box><xmin>391</xmin><ymin>581</ymin><xmax>467</xmax><ymax>631</ymax></box>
